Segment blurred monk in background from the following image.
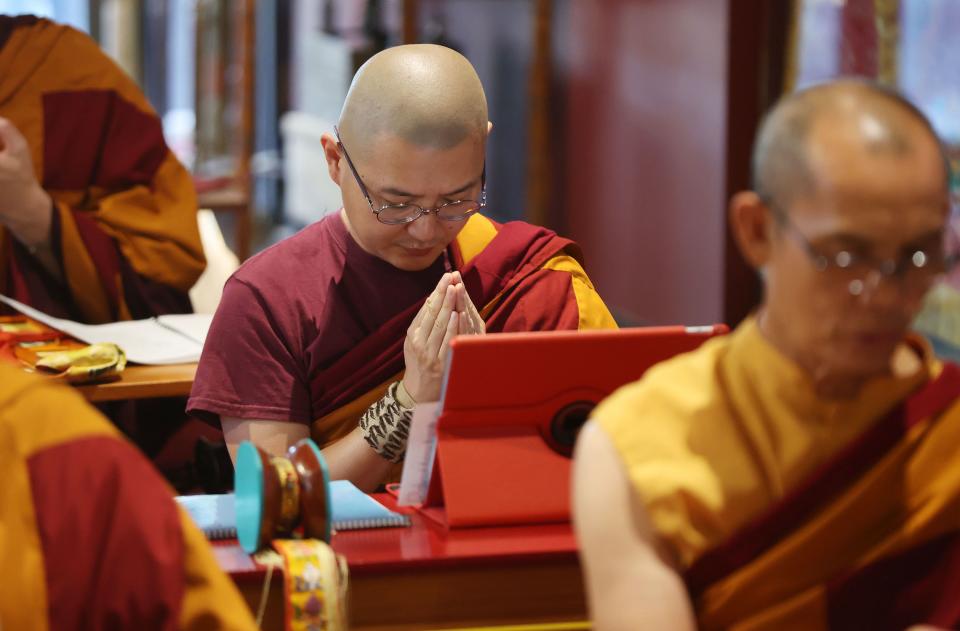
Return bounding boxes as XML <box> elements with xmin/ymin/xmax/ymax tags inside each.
<box><xmin>0</xmin><ymin>15</ymin><xmax>216</xmax><ymax>492</ymax></box>
<box><xmin>575</xmin><ymin>80</ymin><xmax>960</xmax><ymax>630</ymax></box>
<box><xmin>0</xmin><ymin>15</ymin><xmax>204</xmax><ymax>322</ymax></box>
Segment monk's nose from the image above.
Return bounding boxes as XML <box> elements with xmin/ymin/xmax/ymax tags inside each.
<box><xmin>405</xmin><ymin>212</ymin><xmax>442</xmax><ymax>243</ymax></box>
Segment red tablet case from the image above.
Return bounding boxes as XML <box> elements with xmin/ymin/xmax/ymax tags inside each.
<box><xmin>421</xmin><ymin>325</ymin><xmax>728</xmax><ymax>528</ymax></box>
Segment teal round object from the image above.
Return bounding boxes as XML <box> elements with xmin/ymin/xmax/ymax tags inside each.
<box><xmin>304</xmin><ymin>439</ymin><xmax>333</xmax><ymax>542</ymax></box>
<box><xmin>235</xmin><ymin>441</ymin><xmax>264</xmax><ymax>553</ymax></box>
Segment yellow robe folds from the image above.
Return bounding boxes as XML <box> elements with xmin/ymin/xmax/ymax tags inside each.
<box><xmin>596</xmin><ymin>317</ymin><xmax>960</xmax><ymax>630</ymax></box>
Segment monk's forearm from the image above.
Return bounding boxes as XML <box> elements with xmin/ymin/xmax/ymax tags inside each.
<box><xmin>321</xmin><ymin>427</ymin><xmax>394</xmax><ymax>492</ymax></box>
<box><xmin>4</xmin><ymin>185</ymin><xmax>52</xmax><ymax>246</ymax></box>
<box><xmin>224</xmin><ymin>423</ymin><xmax>395</xmax><ymax>492</ymax></box>
<box><xmin>3</xmin><ymin>188</ymin><xmax>61</xmax><ymax>280</ymax></box>
<box><xmin>223</xmin><ymin>418</ymin><xmax>309</xmax><ymax>463</ymax></box>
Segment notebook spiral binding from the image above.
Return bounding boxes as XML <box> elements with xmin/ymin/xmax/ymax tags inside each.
<box><xmin>204</xmin><ymin>526</ymin><xmax>238</xmax><ymax>540</ymax></box>
<box><xmin>332</xmin><ymin>515</ymin><xmax>411</xmax><ymax>531</ymax></box>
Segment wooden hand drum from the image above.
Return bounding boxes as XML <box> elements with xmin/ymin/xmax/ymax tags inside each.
<box><xmin>235</xmin><ymin>438</ymin><xmax>332</xmax><ymax>553</ymax></box>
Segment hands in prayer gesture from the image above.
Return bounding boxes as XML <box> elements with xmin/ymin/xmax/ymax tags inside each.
<box><xmin>401</xmin><ymin>271</ymin><xmax>485</xmax><ymax>403</ymax></box>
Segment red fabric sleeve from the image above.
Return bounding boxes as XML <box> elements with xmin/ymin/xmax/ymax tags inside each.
<box><xmin>188</xmin><ymin>276</ymin><xmax>313</xmax><ymax>424</ymax></box>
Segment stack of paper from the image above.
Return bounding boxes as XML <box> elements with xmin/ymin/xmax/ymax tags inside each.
<box><xmin>0</xmin><ymin>295</ymin><xmax>212</xmax><ymax>365</ymax></box>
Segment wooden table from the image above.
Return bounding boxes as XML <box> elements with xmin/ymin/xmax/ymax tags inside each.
<box><xmin>73</xmin><ymin>363</ymin><xmax>197</xmax><ymax>402</ymax></box>
<box><xmin>218</xmin><ymin>494</ymin><xmax>589</xmax><ymax>630</ymax></box>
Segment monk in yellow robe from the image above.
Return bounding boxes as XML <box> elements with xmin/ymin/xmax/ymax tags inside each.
<box><xmin>0</xmin><ymin>361</ymin><xmax>256</xmax><ymax>630</ymax></box>
<box><xmin>0</xmin><ymin>16</ymin><xmax>204</xmax><ymax>322</ymax></box>
<box><xmin>574</xmin><ymin>80</ymin><xmax>960</xmax><ymax>630</ymax></box>
<box><xmin>189</xmin><ymin>44</ymin><xmax>615</xmax><ymax>491</ymax></box>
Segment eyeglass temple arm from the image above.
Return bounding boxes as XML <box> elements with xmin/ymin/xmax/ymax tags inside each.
<box><xmin>333</xmin><ymin>125</ymin><xmax>375</xmax><ymax>204</ymax></box>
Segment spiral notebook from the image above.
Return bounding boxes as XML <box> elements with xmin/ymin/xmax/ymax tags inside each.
<box><xmin>329</xmin><ymin>480</ymin><xmax>411</xmax><ymax>530</ymax></box>
<box><xmin>176</xmin><ymin>481</ymin><xmax>410</xmax><ymax>540</ymax></box>
<box><xmin>176</xmin><ymin>494</ymin><xmax>237</xmax><ymax>540</ymax></box>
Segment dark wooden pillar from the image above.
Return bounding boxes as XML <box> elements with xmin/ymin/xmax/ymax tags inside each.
<box><xmin>402</xmin><ymin>0</ymin><xmax>419</xmax><ymax>44</ymax></box>
<box><xmin>722</xmin><ymin>0</ymin><xmax>792</xmax><ymax>326</ymax></box>
<box><xmin>526</xmin><ymin>0</ymin><xmax>552</xmax><ymax>228</ymax></box>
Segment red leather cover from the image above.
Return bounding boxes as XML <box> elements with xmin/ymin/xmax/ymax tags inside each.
<box><xmin>424</xmin><ymin>325</ymin><xmax>727</xmax><ymax>528</ymax></box>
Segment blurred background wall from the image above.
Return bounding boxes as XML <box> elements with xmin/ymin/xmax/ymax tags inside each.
<box><xmin>3</xmin><ymin>0</ymin><xmax>958</xmax><ymax>327</ymax></box>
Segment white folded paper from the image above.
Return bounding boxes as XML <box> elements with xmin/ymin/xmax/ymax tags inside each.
<box><xmin>0</xmin><ymin>294</ymin><xmax>212</xmax><ymax>365</ymax></box>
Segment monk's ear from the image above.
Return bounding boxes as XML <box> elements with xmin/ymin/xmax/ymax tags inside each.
<box><xmin>486</xmin><ymin>121</ymin><xmax>493</xmax><ymax>137</ymax></box>
<box><xmin>320</xmin><ymin>133</ymin><xmax>344</xmax><ymax>187</ymax></box>
<box><xmin>729</xmin><ymin>191</ymin><xmax>775</xmax><ymax>269</ymax></box>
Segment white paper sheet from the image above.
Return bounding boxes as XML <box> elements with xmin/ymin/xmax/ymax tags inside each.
<box><xmin>155</xmin><ymin>313</ymin><xmax>212</xmax><ymax>345</ymax></box>
<box><xmin>397</xmin><ymin>401</ymin><xmax>442</xmax><ymax>507</ymax></box>
<box><xmin>0</xmin><ymin>294</ymin><xmax>212</xmax><ymax>365</ymax></box>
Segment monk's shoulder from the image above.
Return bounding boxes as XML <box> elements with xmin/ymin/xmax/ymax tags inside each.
<box><xmin>231</xmin><ymin>217</ymin><xmax>342</xmax><ymax>298</ymax></box>
<box><xmin>35</xmin><ymin>19</ymin><xmax>126</xmax><ymax>83</ymax></box>
<box><xmin>594</xmin><ymin>334</ymin><xmax>731</xmax><ymax>440</ymax></box>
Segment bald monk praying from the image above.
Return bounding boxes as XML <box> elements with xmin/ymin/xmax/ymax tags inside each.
<box><xmin>189</xmin><ymin>44</ymin><xmax>615</xmax><ymax>490</ymax></box>
<box><xmin>574</xmin><ymin>81</ymin><xmax>960</xmax><ymax>630</ymax></box>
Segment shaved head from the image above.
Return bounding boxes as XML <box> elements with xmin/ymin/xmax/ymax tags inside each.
<box><xmin>752</xmin><ymin>80</ymin><xmax>950</xmax><ymax>210</ymax></box>
<box><xmin>337</xmin><ymin>44</ymin><xmax>488</xmax><ymax>157</ymax></box>
<box><xmin>731</xmin><ymin>79</ymin><xmax>952</xmax><ymax>393</ymax></box>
